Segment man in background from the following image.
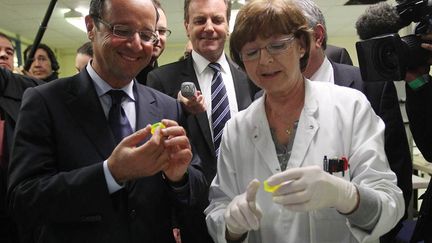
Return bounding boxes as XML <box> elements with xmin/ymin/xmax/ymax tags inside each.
<box><xmin>0</xmin><ymin>33</ymin><xmax>14</xmax><ymax>71</ymax></box>
<box><xmin>147</xmin><ymin>0</ymin><xmax>258</xmax><ymax>242</ymax></box>
<box><xmin>7</xmin><ymin>0</ymin><xmax>206</xmax><ymax>242</ymax></box>
<box><xmin>325</xmin><ymin>44</ymin><xmax>353</xmax><ymax>65</ymax></box>
<box><xmin>294</xmin><ymin>1</ymin><xmax>412</xmax><ymax>241</ymax></box>
<box><xmin>75</xmin><ymin>41</ymin><xmax>93</xmax><ymax>72</ymax></box>
<box><xmin>136</xmin><ymin>0</ymin><xmax>171</xmax><ymax>85</ymax></box>
<box><xmin>0</xmin><ymin>32</ymin><xmax>43</xmax><ymax>243</ymax></box>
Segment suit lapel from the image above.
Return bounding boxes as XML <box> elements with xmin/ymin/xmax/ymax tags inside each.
<box><xmin>228</xmin><ymin>58</ymin><xmax>251</xmax><ymax>111</ymax></box>
<box><xmin>65</xmin><ymin>71</ymin><xmax>115</xmax><ymax>159</ymax></box>
<box><xmin>134</xmin><ymin>82</ymin><xmax>162</xmax><ymax>131</ymax></box>
<box><xmin>289</xmin><ymin>80</ymin><xmax>319</xmax><ymax>168</ymax></box>
<box><xmin>249</xmin><ymin>99</ymin><xmax>281</xmax><ymax>174</ymax></box>
<box><xmin>331</xmin><ymin>61</ymin><xmax>355</xmax><ymax>88</ymax></box>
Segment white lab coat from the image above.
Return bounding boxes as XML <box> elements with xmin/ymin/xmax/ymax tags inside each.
<box><xmin>205</xmin><ymin>79</ymin><xmax>404</xmax><ymax>243</ymax></box>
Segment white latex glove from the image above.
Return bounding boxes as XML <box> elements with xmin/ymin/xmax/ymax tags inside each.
<box><xmin>266</xmin><ymin>166</ymin><xmax>358</xmax><ymax>214</ymax></box>
<box><xmin>224</xmin><ymin>179</ymin><xmax>263</xmax><ymax>237</ymax></box>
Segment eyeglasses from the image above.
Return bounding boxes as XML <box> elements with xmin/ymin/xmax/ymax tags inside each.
<box><xmin>240</xmin><ymin>35</ymin><xmax>296</xmax><ymax>61</ymax></box>
<box><xmin>95</xmin><ymin>17</ymin><xmax>159</xmax><ymax>45</ymax></box>
<box><xmin>157</xmin><ymin>28</ymin><xmax>172</xmax><ymax>37</ymax></box>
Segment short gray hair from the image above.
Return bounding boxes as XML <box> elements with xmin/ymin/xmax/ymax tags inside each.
<box><xmin>292</xmin><ymin>0</ymin><xmax>327</xmax><ymax>49</ymax></box>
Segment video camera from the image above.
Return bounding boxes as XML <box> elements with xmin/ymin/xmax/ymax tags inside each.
<box><xmin>356</xmin><ymin>0</ymin><xmax>432</xmax><ymax>82</ymax></box>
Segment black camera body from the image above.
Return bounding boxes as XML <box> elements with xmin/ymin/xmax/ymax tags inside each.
<box><xmin>356</xmin><ymin>0</ymin><xmax>432</xmax><ymax>82</ymax></box>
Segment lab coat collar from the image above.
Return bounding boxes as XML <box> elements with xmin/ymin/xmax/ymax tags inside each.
<box><xmin>250</xmin><ymin>79</ymin><xmax>319</xmax><ymax>173</ymax></box>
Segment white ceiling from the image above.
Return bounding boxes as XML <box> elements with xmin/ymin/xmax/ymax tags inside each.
<box><xmin>0</xmin><ymin>0</ymin><xmax>397</xmax><ymax>51</ymax></box>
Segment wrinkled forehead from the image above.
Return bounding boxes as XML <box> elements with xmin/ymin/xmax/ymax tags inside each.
<box><xmin>0</xmin><ymin>36</ymin><xmax>14</xmax><ymax>48</ymax></box>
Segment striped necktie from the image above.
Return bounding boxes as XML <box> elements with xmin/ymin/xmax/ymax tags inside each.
<box><xmin>107</xmin><ymin>90</ymin><xmax>133</xmax><ymax>145</ymax></box>
<box><xmin>209</xmin><ymin>62</ymin><xmax>231</xmax><ymax>157</ymax></box>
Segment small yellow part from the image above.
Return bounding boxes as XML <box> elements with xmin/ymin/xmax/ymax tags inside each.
<box><xmin>151</xmin><ymin>122</ymin><xmax>166</xmax><ymax>134</ymax></box>
<box><xmin>263</xmin><ymin>180</ymin><xmax>281</xmax><ymax>193</ymax></box>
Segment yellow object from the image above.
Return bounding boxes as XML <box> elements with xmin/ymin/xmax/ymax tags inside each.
<box><xmin>151</xmin><ymin>122</ymin><xmax>166</xmax><ymax>134</ymax></box>
<box><xmin>263</xmin><ymin>180</ymin><xmax>281</xmax><ymax>193</ymax></box>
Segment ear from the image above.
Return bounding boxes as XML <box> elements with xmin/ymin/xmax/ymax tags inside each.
<box><xmin>313</xmin><ymin>24</ymin><xmax>325</xmax><ymax>49</ymax></box>
<box><xmin>85</xmin><ymin>15</ymin><xmax>95</xmax><ymax>41</ymax></box>
<box><xmin>184</xmin><ymin>21</ymin><xmax>190</xmax><ymax>38</ymax></box>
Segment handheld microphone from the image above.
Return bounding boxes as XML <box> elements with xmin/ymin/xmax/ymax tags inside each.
<box><xmin>180</xmin><ymin>82</ymin><xmax>196</xmax><ymax>98</ymax></box>
<box><xmin>355</xmin><ymin>2</ymin><xmax>408</xmax><ymax>40</ymax></box>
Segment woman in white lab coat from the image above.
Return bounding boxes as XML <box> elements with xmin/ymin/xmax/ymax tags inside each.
<box><xmin>204</xmin><ymin>0</ymin><xmax>404</xmax><ymax>242</ymax></box>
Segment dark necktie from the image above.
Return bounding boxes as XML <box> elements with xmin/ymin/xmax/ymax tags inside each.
<box><xmin>209</xmin><ymin>62</ymin><xmax>231</xmax><ymax>157</ymax></box>
<box><xmin>107</xmin><ymin>90</ymin><xmax>133</xmax><ymax>145</ymax></box>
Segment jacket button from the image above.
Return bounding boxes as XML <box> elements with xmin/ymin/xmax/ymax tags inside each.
<box><xmin>130</xmin><ymin>209</ymin><xmax>136</xmax><ymax>220</ymax></box>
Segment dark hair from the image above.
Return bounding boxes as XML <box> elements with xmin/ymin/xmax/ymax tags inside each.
<box><xmin>89</xmin><ymin>0</ymin><xmax>159</xmax><ymax>29</ymax></box>
<box><xmin>24</xmin><ymin>43</ymin><xmax>60</xmax><ymax>72</ymax></box>
<box><xmin>77</xmin><ymin>41</ymin><xmax>93</xmax><ymax>56</ymax></box>
<box><xmin>0</xmin><ymin>32</ymin><xmax>13</xmax><ymax>46</ymax></box>
<box><xmin>184</xmin><ymin>0</ymin><xmax>231</xmax><ymax>22</ymax></box>
<box><xmin>89</xmin><ymin>0</ymin><xmax>105</xmax><ymax>20</ymax></box>
<box><xmin>229</xmin><ymin>0</ymin><xmax>312</xmax><ymax>71</ymax></box>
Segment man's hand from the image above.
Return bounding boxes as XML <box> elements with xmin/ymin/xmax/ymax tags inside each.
<box><xmin>405</xmin><ymin>33</ymin><xmax>432</xmax><ymax>81</ymax></box>
<box><xmin>107</xmin><ymin>120</ymin><xmax>193</xmax><ymax>183</ymax></box>
<box><xmin>160</xmin><ymin>119</ymin><xmax>192</xmax><ymax>182</ymax></box>
<box><xmin>177</xmin><ymin>90</ymin><xmax>206</xmax><ymax>114</ymax></box>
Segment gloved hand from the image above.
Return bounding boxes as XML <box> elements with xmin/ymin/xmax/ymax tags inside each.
<box><xmin>224</xmin><ymin>179</ymin><xmax>262</xmax><ymax>237</ymax></box>
<box><xmin>266</xmin><ymin>166</ymin><xmax>358</xmax><ymax>214</ymax></box>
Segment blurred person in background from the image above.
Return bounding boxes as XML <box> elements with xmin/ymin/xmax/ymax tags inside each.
<box><xmin>75</xmin><ymin>41</ymin><xmax>93</xmax><ymax>72</ymax></box>
<box><xmin>136</xmin><ymin>0</ymin><xmax>171</xmax><ymax>85</ymax></box>
<box><xmin>0</xmin><ymin>32</ymin><xmax>43</xmax><ymax>243</ymax></box>
<box><xmin>23</xmin><ymin>43</ymin><xmax>59</xmax><ymax>82</ymax></box>
<box><xmin>0</xmin><ymin>33</ymin><xmax>14</xmax><ymax>71</ymax></box>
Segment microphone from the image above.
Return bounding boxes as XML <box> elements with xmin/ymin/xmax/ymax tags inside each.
<box><xmin>355</xmin><ymin>2</ymin><xmax>408</xmax><ymax>40</ymax></box>
<box><xmin>180</xmin><ymin>82</ymin><xmax>196</xmax><ymax>98</ymax></box>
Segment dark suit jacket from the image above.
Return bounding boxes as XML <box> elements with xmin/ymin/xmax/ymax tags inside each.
<box><xmin>325</xmin><ymin>44</ymin><xmax>353</xmax><ymax>66</ymax></box>
<box><xmin>0</xmin><ymin>67</ymin><xmax>43</xmax><ymax>243</ymax></box>
<box><xmin>406</xmin><ymin>81</ymin><xmax>432</xmax><ymax>242</ymax></box>
<box><xmin>147</xmin><ymin>56</ymin><xmax>256</xmax><ymax>243</ymax></box>
<box><xmin>147</xmin><ymin>56</ymin><xmax>256</xmax><ymax>183</ymax></box>
<box><xmin>6</xmin><ymin>69</ymin><xmax>207</xmax><ymax>243</ymax></box>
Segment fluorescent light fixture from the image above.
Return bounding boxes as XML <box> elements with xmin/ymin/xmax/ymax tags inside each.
<box><xmin>64</xmin><ymin>9</ymin><xmax>86</xmax><ymax>32</ymax></box>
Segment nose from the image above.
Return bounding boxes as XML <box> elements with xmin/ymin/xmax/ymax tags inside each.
<box><xmin>127</xmin><ymin>32</ymin><xmax>144</xmax><ymax>50</ymax></box>
<box><xmin>203</xmin><ymin>19</ymin><xmax>215</xmax><ymax>32</ymax></box>
<box><xmin>258</xmin><ymin>48</ymin><xmax>273</xmax><ymax>65</ymax></box>
<box><xmin>0</xmin><ymin>49</ymin><xmax>8</xmax><ymax>59</ymax></box>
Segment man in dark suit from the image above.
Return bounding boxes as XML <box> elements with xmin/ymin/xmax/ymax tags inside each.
<box><xmin>147</xmin><ymin>1</ymin><xmax>257</xmax><ymax>242</ymax></box>
<box><xmin>148</xmin><ymin>0</ymin><xmax>257</xmax><ymax>184</ymax></box>
<box><xmin>294</xmin><ymin>1</ymin><xmax>412</xmax><ymax>242</ymax></box>
<box><xmin>0</xmin><ymin>68</ymin><xmax>42</xmax><ymax>243</ymax></box>
<box><xmin>325</xmin><ymin>44</ymin><xmax>353</xmax><ymax>66</ymax></box>
<box><xmin>403</xmin><ymin>38</ymin><xmax>432</xmax><ymax>242</ymax></box>
<box><xmin>0</xmin><ymin>32</ymin><xmax>44</xmax><ymax>243</ymax></box>
<box><xmin>6</xmin><ymin>0</ymin><xmax>207</xmax><ymax>242</ymax></box>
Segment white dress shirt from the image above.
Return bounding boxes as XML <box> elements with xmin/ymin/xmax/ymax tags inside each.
<box><xmin>191</xmin><ymin>51</ymin><xmax>239</xmax><ymax>137</ymax></box>
<box><xmin>86</xmin><ymin>63</ymin><xmax>136</xmax><ymax>193</ymax></box>
<box><xmin>310</xmin><ymin>57</ymin><xmax>335</xmax><ymax>83</ymax></box>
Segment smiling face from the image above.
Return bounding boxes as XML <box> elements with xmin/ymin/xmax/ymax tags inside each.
<box><xmin>185</xmin><ymin>0</ymin><xmax>229</xmax><ymax>62</ymax></box>
<box><xmin>0</xmin><ymin>35</ymin><xmax>14</xmax><ymax>71</ymax></box>
<box><xmin>153</xmin><ymin>8</ymin><xmax>168</xmax><ymax>60</ymax></box>
<box><xmin>86</xmin><ymin>0</ymin><xmax>156</xmax><ymax>88</ymax></box>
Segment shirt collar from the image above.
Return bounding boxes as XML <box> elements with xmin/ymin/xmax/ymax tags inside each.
<box><xmin>86</xmin><ymin>62</ymin><xmax>135</xmax><ymax>101</ymax></box>
<box><xmin>191</xmin><ymin>50</ymin><xmax>229</xmax><ymax>74</ymax></box>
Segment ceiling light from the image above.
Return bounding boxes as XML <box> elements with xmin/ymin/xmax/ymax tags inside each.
<box><xmin>64</xmin><ymin>9</ymin><xmax>86</xmax><ymax>32</ymax></box>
